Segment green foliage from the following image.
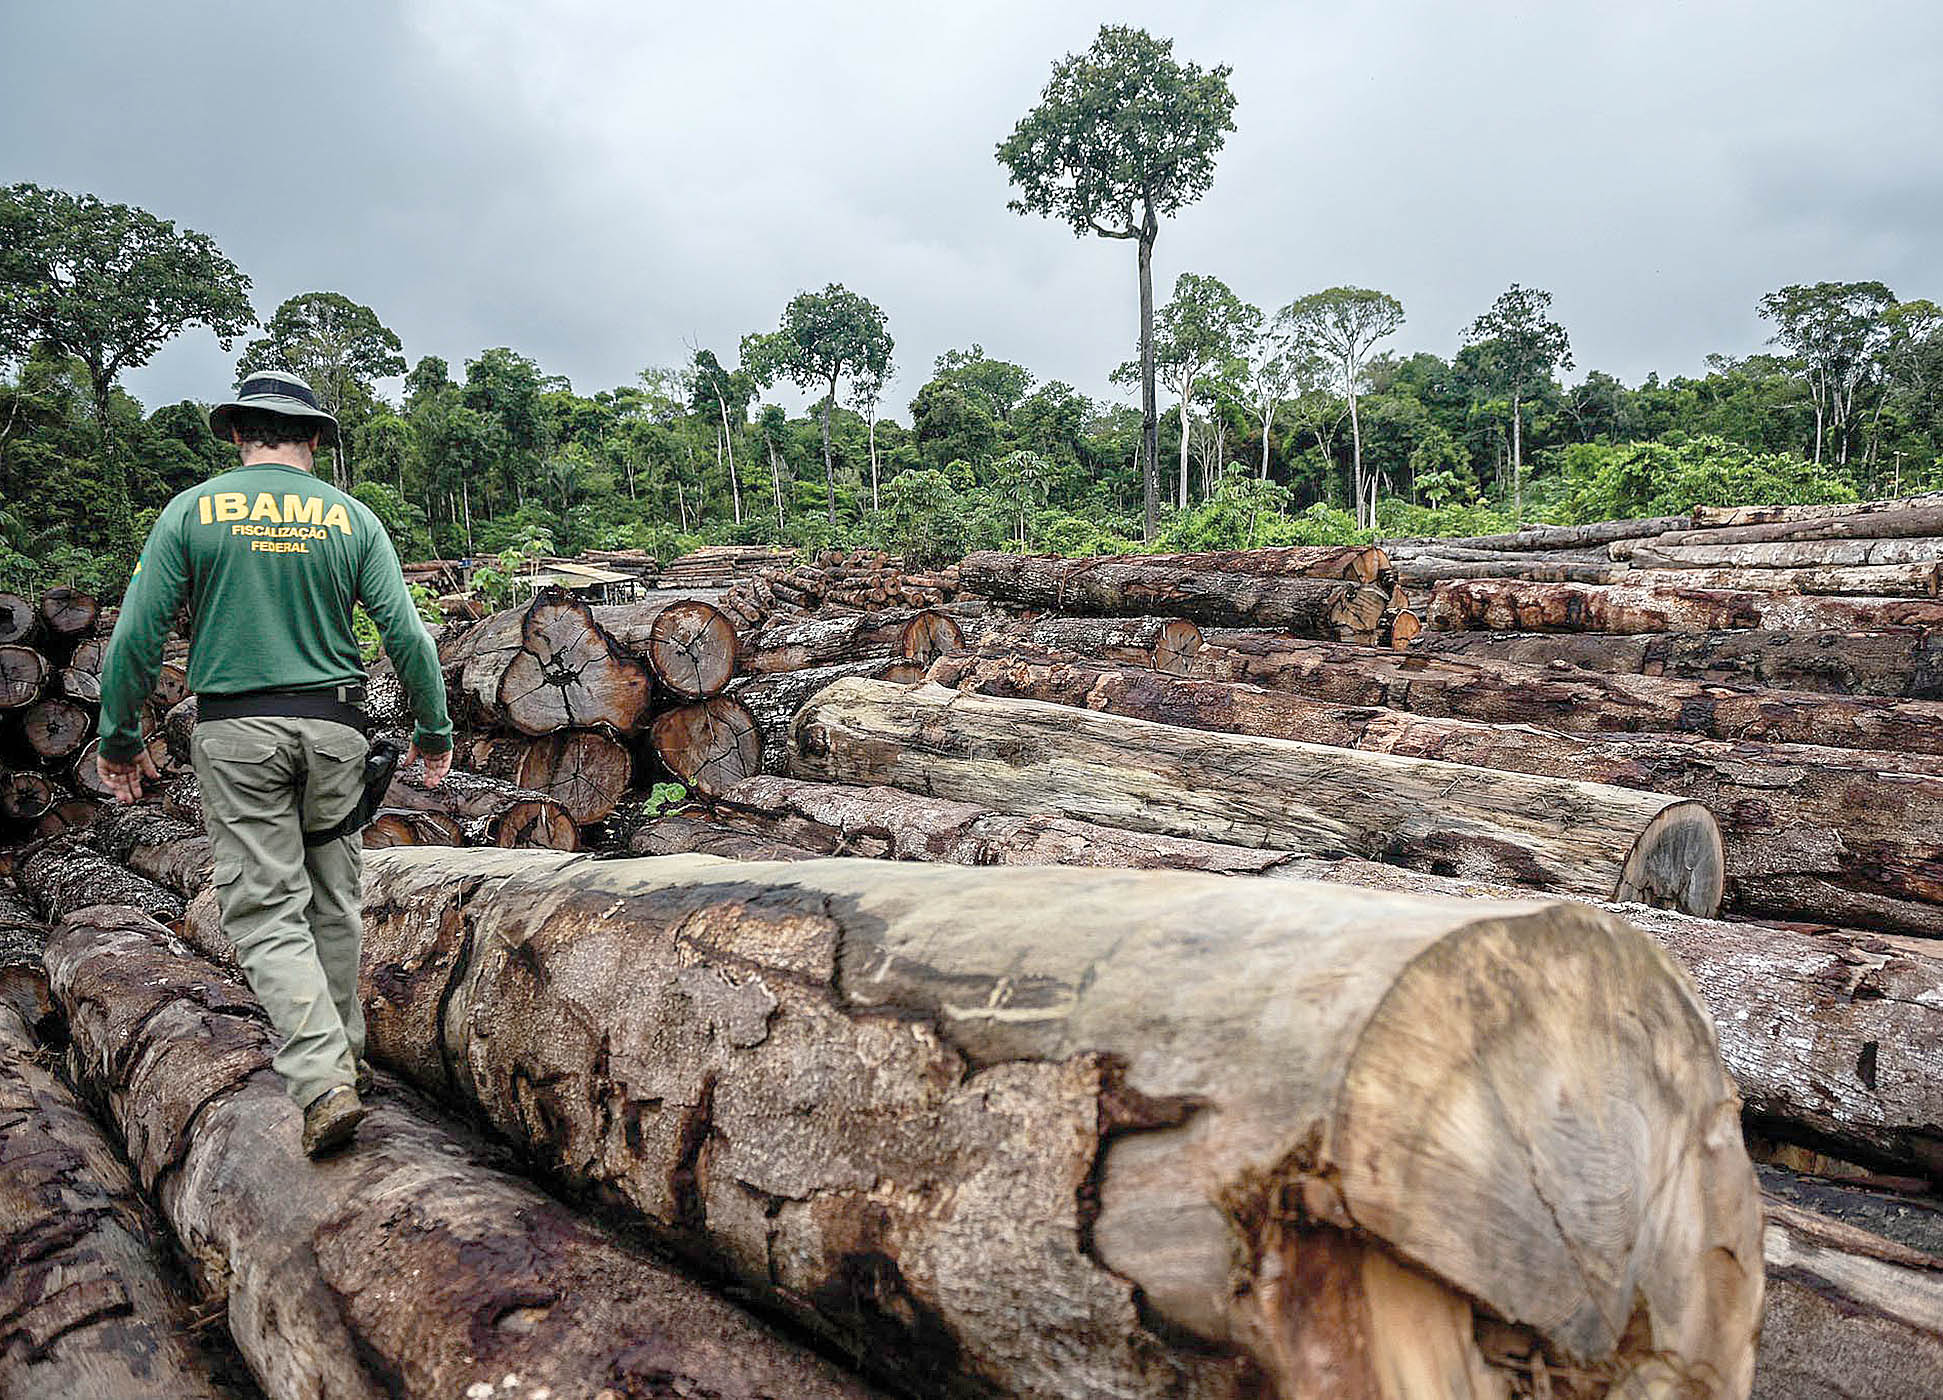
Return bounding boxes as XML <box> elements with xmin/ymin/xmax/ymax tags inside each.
<box><xmin>1555</xmin><ymin>436</ymin><xmax>1857</xmax><ymax>522</ymax></box>
<box><xmin>642</xmin><ymin>782</ymin><xmax>689</xmax><ymax>817</ymax></box>
<box><xmin>353</xmin><ymin>584</ymin><xmax>442</xmax><ymax>663</ymax></box>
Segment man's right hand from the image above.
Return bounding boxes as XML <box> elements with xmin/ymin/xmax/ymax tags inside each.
<box><xmin>97</xmin><ymin>748</ymin><xmax>161</xmax><ymax>805</ymax></box>
<box><xmin>406</xmin><ymin>744</ymin><xmax>452</xmax><ymax>788</ymax></box>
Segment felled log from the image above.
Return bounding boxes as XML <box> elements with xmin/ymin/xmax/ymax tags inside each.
<box><xmin>0</xmin><ymin>769</ymin><xmax>57</xmax><ymax>822</ymax></box>
<box><xmin>363</xmin><ymin>808</ymin><xmax>464</xmax><ymax>848</ymax></box>
<box><xmin>495</xmin><ymin>593</ymin><xmax>656</xmax><ymax>734</ymax></box>
<box><xmin>48</xmin><ymin>906</ymin><xmax>882</xmax><ymax>1400</ymax></box>
<box><xmin>1393</xmin><ymin>558</ymin><xmax>1627</xmax><ymax>585</ymax></box>
<box><xmin>1659</xmin><ymin>501</ymin><xmax>1943</xmax><ymax>546</ymax></box>
<box><xmin>53</xmin><ymin>665</ymin><xmax>100</xmax><ymax>703</ymax></box>
<box><xmin>899</xmin><ymin>608</ymin><xmax>964</xmax><ymax>665</ymax></box>
<box><xmin>729</xmin><ymin>660</ymin><xmax>923</xmax><ymax>775</ymax></box>
<box><xmin>644</xmin><ymin>774</ymin><xmax>1943</xmax><ymax>1179</ymax></box>
<box><xmin>33</xmin><ymin>796</ymin><xmax>100</xmax><ymax>841</ymax></box>
<box><xmin>381</xmin><ymin>766</ymin><xmax>578</xmax><ymax>850</ymax></box>
<box><xmin>733</xmin><ymin>609</ymin><xmax>957</xmax><ymax>675</ymax></box>
<box><xmin>508</xmin><ymin>727</ymin><xmax>631</xmax><ymax>825</ymax></box>
<box><xmin>1755</xmin><ymin>1197</ymin><xmax>1943</xmax><ymax>1399</ymax></box>
<box><xmin>1693</xmin><ymin>494</ymin><xmax>1943</xmax><ymax>528</ymax></box>
<box><xmin>38</xmin><ymin>585</ymin><xmax>98</xmax><ymax>641</ymax></box>
<box><xmin>91</xmin><ymin>801</ymin><xmax>213</xmax><ymax>897</ymax></box>
<box><xmin>162</xmin><ymin>773</ymin><xmax>202</xmax><ymax>829</ymax></box>
<box><xmin>618</xmin><ymin>808</ymin><xmax>829</xmax><ymax>861</ymax></box>
<box><xmin>0</xmin><ymin>592</ymin><xmax>40</xmax><ymax>646</ymax></box>
<box><xmin>650</xmin><ymin>696</ymin><xmax>762</xmax><ymax>795</ymax></box>
<box><xmin>1382</xmin><ymin>515</ymin><xmax>1690</xmax><ymax>553</ymax></box>
<box><xmin>1631</xmin><ymin>536</ymin><xmax>1943</xmax><ymax>570</ymax></box>
<box><xmin>594</xmin><ymin>598</ymin><xmax>739</xmax><ymax>698</ymax></box>
<box><xmin>1413</xmin><ymin>627</ymin><xmax>1943</xmax><ymax>699</ymax></box>
<box><xmin>19</xmin><ymin>696</ymin><xmax>91</xmax><ymax>761</ymax></box>
<box><xmin>0</xmin><ymin>643</ymin><xmax>49</xmax><ymax>708</ymax></box>
<box><xmin>361</xmin><ymin>846</ymin><xmax>1761</xmax><ymax>1399</ymax></box>
<box><xmin>792</xmin><ymin>678</ymin><xmax>1725</xmax><ymax>912</ymax></box>
<box><xmin>1625</xmin><ymin>561</ymin><xmax>1943</xmax><ymax>596</ymax></box>
<box><xmin>71</xmin><ymin>737</ymin><xmax>173</xmax><ymax>803</ymax></box>
<box><xmin>1107</xmin><ymin>544</ymin><xmax>1391</xmax><ymax>582</ymax></box>
<box><xmin>0</xmin><ymin>981</ymin><xmax>234</xmax><ymax>1399</ymax></box>
<box><xmin>996</xmin><ymin>615</ymin><xmax>1204</xmax><ymax>673</ymax></box>
<box><xmin>15</xmin><ymin>841</ymin><xmax>185</xmax><ymax>926</ymax></box>
<box><xmin>1426</xmin><ymin>577</ymin><xmax>1943</xmax><ymax>634</ymax></box>
<box><xmin>958</xmin><ymin>551</ymin><xmax>1391</xmax><ymax>635</ymax></box>
<box><xmin>1189</xmin><ymin>630</ymin><xmax>1943</xmax><ymax>757</ymax></box>
<box><xmin>150</xmin><ymin>659</ymin><xmax>190</xmax><ymax>711</ymax></box>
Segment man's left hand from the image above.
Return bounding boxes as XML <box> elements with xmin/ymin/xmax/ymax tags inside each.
<box><xmin>97</xmin><ymin>749</ymin><xmax>162</xmax><ymax>805</ymax></box>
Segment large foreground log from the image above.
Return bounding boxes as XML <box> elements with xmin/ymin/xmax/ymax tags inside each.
<box><xmin>1412</xmin><ymin>627</ymin><xmax>1943</xmax><ymax>699</ymax></box>
<box><xmin>792</xmin><ymin>678</ymin><xmax>1725</xmax><ymax>912</ymax></box>
<box><xmin>361</xmin><ymin>846</ymin><xmax>1761</xmax><ymax>1399</ymax></box>
<box><xmin>1186</xmin><ymin>630</ymin><xmax>1943</xmax><ymax>757</ymax></box>
<box><xmin>48</xmin><ymin>906</ymin><xmax>882</xmax><ymax>1400</ymax></box>
<box><xmin>674</xmin><ymin>774</ymin><xmax>1943</xmax><ymax>1179</ymax></box>
<box><xmin>934</xmin><ymin>649</ymin><xmax>1943</xmax><ymax>928</ymax></box>
<box><xmin>958</xmin><ymin>550</ymin><xmax>1390</xmax><ymax>634</ymax></box>
<box><xmin>1426</xmin><ymin>577</ymin><xmax>1943</xmax><ymax>634</ymax></box>
<box><xmin>0</xmin><ymin>980</ymin><xmax>235</xmax><ymax>1399</ymax></box>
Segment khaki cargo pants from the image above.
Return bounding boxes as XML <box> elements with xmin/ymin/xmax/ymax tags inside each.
<box><xmin>191</xmin><ymin>716</ymin><xmax>368</xmax><ymax>1109</ymax></box>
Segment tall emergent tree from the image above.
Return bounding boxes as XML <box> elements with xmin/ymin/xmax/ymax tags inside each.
<box><xmin>743</xmin><ymin>285</ymin><xmax>892</xmax><ymax>525</ymax></box>
<box><xmin>1282</xmin><ymin>287</ymin><xmax>1404</xmax><ymax>529</ymax></box>
<box><xmin>997</xmin><ymin>24</ymin><xmax>1236</xmax><ymax>540</ymax></box>
<box><xmin>0</xmin><ymin>183</ymin><xmax>254</xmax><ymax>550</ymax></box>
<box><xmin>1242</xmin><ymin>313</ymin><xmax>1299</xmax><ymax>480</ymax></box>
<box><xmin>689</xmin><ymin>348</ymin><xmax>753</xmax><ymax>524</ymax></box>
<box><xmin>237</xmin><ymin>290</ymin><xmax>405</xmax><ymax>488</ymax></box>
<box><xmin>1154</xmin><ymin>274</ymin><xmax>1255</xmax><ymax>509</ymax></box>
<box><xmin>1464</xmin><ymin>283</ymin><xmax>1571</xmax><ymax>517</ymax></box>
<box><xmin>1758</xmin><ymin>280</ymin><xmax>1897</xmax><ymax>467</ymax></box>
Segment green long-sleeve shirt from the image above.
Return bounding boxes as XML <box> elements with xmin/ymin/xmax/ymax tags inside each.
<box><xmin>99</xmin><ymin>461</ymin><xmax>452</xmax><ymax>760</ymax></box>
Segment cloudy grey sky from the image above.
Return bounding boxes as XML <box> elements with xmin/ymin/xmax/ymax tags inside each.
<box><xmin>4</xmin><ymin>1</ymin><xmax>1939</xmax><ymax>418</ymax></box>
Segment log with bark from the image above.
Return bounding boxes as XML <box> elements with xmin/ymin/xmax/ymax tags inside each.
<box><xmin>47</xmin><ymin>905</ymin><xmax>883</xmax><ymax>1400</ymax></box>
<box><xmin>1624</xmin><ymin>561</ymin><xmax>1943</xmax><ymax>596</ymax></box>
<box><xmin>381</xmin><ymin>765</ymin><xmax>579</xmax><ymax>850</ymax></box>
<box><xmin>736</xmin><ymin>608</ymin><xmax>963</xmax><ymax>674</ymax></box>
<box><xmin>0</xmin><ymin>978</ymin><xmax>238</xmax><ymax>1399</ymax></box>
<box><xmin>649</xmin><ymin>695</ymin><xmax>763</xmax><ymax>795</ymax></box>
<box><xmin>594</xmin><ymin>597</ymin><xmax>739</xmax><ymax>698</ymax></box>
<box><xmin>363</xmin><ymin>808</ymin><xmax>464</xmax><ymax>848</ymax></box>
<box><xmin>1392</xmin><ymin>557</ymin><xmax>1627</xmax><ymax>586</ymax></box>
<box><xmin>996</xmin><ymin>614</ymin><xmax>1205</xmax><ymax>673</ymax></box>
<box><xmin>19</xmin><ymin>695</ymin><xmax>91</xmax><ymax>762</ymax></box>
<box><xmin>729</xmin><ymin>659</ymin><xmax>924</xmax><ymax>775</ymax></box>
<box><xmin>1188</xmin><ymin>630</ymin><xmax>1943</xmax><ymax>757</ymax></box>
<box><xmin>1382</xmin><ymin>516</ymin><xmax>1691</xmax><ymax>553</ymax></box>
<box><xmin>38</xmin><ymin>585</ymin><xmax>99</xmax><ymax>641</ymax></box>
<box><xmin>1629</xmin><ymin>536</ymin><xmax>1943</xmax><ymax>570</ymax></box>
<box><xmin>494</xmin><ymin>593</ymin><xmax>657</xmax><ymax>734</ymax></box>
<box><xmin>1654</xmin><ymin>501</ymin><xmax>1943</xmax><ymax>547</ymax></box>
<box><xmin>15</xmin><ymin>840</ymin><xmax>186</xmax><ymax>926</ymax></box>
<box><xmin>791</xmin><ymin>678</ymin><xmax>1726</xmax><ymax>913</ymax></box>
<box><xmin>33</xmin><ymin>796</ymin><xmax>101</xmax><ymax>842</ymax></box>
<box><xmin>0</xmin><ymin>591</ymin><xmax>39</xmax><ymax>646</ymax></box>
<box><xmin>1102</xmin><ymin>544</ymin><xmax>1392</xmax><ymax>582</ymax></box>
<box><xmin>0</xmin><ymin>643</ymin><xmax>49</xmax><ymax>708</ymax></box>
<box><xmin>53</xmin><ymin>664</ymin><xmax>100</xmax><ymax>704</ymax></box>
<box><xmin>359</xmin><ymin>845</ymin><xmax>1762</xmax><ymax>1400</ymax></box>
<box><xmin>935</xmin><ymin>647</ymin><xmax>1943</xmax><ymax>929</ymax></box>
<box><xmin>957</xmin><ymin>551</ymin><xmax>1392</xmax><ymax>635</ymax></box>
<box><xmin>1425</xmin><ymin>577</ymin><xmax>1943</xmax><ymax>634</ymax></box>
<box><xmin>91</xmin><ymin>800</ymin><xmax>214</xmax><ymax>897</ymax></box>
<box><xmin>1412</xmin><ymin>627</ymin><xmax>1943</xmax><ymax>699</ymax></box>
<box><xmin>1692</xmin><ymin>493</ymin><xmax>1943</xmax><ymax>529</ymax></box>
<box><xmin>641</xmin><ymin>774</ymin><xmax>1943</xmax><ymax>1181</ymax></box>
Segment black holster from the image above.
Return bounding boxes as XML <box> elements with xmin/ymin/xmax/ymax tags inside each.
<box><xmin>304</xmin><ymin>738</ymin><xmax>402</xmax><ymax>847</ymax></box>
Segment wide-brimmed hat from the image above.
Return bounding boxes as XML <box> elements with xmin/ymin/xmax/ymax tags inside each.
<box><xmin>209</xmin><ymin>369</ymin><xmax>340</xmax><ymax>447</ymax></box>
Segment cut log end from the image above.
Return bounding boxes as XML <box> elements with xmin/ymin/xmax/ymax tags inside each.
<box><xmin>651</xmin><ymin>696</ymin><xmax>763</xmax><ymax>795</ymax></box>
<box><xmin>1613</xmin><ymin>800</ymin><xmax>1725</xmax><ymax>917</ymax></box>
<box><xmin>0</xmin><ymin>591</ymin><xmax>39</xmax><ymax>646</ymax></box>
<box><xmin>898</xmin><ymin>610</ymin><xmax>964</xmax><ymax>666</ymax></box>
<box><xmin>646</xmin><ymin>600</ymin><xmax>739</xmax><ymax>699</ymax></box>
<box><xmin>39</xmin><ymin>585</ymin><xmax>99</xmax><ymax>637</ymax></box>
<box><xmin>1152</xmin><ymin>619</ymin><xmax>1203</xmax><ymax>675</ymax></box>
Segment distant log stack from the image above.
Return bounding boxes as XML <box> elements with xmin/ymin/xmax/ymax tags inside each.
<box><xmin>358</xmin><ymin>845</ymin><xmax>1763</xmax><ymax>1399</ymax></box>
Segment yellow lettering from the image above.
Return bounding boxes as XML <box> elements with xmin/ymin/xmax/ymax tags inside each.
<box><xmin>198</xmin><ymin>496</ymin><xmax>213</xmax><ymax>525</ymax></box>
<box><xmin>214</xmin><ymin>492</ymin><xmax>247</xmax><ymax>522</ymax></box>
<box><xmin>283</xmin><ymin>494</ymin><xmax>323</xmax><ymax>526</ymax></box>
<box><xmin>249</xmin><ymin>492</ymin><xmax>282</xmax><ymax>522</ymax></box>
<box><xmin>322</xmin><ymin>503</ymin><xmax>353</xmax><ymax>536</ymax></box>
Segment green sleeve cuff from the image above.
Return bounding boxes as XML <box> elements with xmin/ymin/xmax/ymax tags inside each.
<box><xmin>411</xmin><ymin>727</ymin><xmax>453</xmax><ymax>755</ymax></box>
<box><xmin>97</xmin><ymin>735</ymin><xmax>147</xmax><ymax>762</ymax></box>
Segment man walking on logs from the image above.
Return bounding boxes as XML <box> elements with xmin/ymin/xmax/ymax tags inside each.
<box><xmin>96</xmin><ymin>370</ymin><xmax>453</xmax><ymax>1157</ymax></box>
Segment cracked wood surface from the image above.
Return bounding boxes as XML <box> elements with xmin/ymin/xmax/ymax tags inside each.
<box><xmin>790</xmin><ymin>678</ymin><xmax>1724</xmax><ymax>914</ymax></box>
<box><xmin>730</xmin><ymin>660</ymin><xmax>924</xmax><ymax>776</ymax></box>
<box><xmin>1630</xmin><ymin>537</ymin><xmax>1943</xmax><ymax>570</ymax></box>
<box><xmin>48</xmin><ymin>904</ymin><xmax>884</xmax><ymax>1400</ymax></box>
<box><xmin>383</xmin><ymin>764</ymin><xmax>578</xmax><ymax>850</ymax></box>
<box><xmin>931</xmin><ymin>649</ymin><xmax>1943</xmax><ymax>931</ymax></box>
<box><xmin>1425</xmin><ymin>578</ymin><xmax>1943</xmax><ymax>635</ymax></box>
<box><xmin>597</xmin><ymin>598</ymin><xmax>740</xmax><ymax>699</ymax></box>
<box><xmin>737</xmin><ymin>608</ymin><xmax>963</xmax><ymax>675</ymax></box>
<box><xmin>358</xmin><ymin>846</ymin><xmax>1761</xmax><ymax>1399</ymax></box>
<box><xmin>497</xmin><ymin>594</ymin><xmax>657</xmax><ymax>735</ymax></box>
<box><xmin>651</xmin><ymin>695</ymin><xmax>762</xmax><ymax>796</ymax></box>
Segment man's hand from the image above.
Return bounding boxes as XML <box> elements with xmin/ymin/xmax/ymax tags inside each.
<box><xmin>97</xmin><ymin>748</ymin><xmax>162</xmax><ymax>806</ymax></box>
<box><xmin>406</xmin><ymin>744</ymin><xmax>452</xmax><ymax>788</ymax></box>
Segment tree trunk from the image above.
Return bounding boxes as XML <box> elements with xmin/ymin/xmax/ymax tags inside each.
<box><xmin>822</xmin><ymin>378</ymin><xmax>838</xmax><ymax>526</ymax></box>
<box><xmin>47</xmin><ymin>906</ymin><xmax>882</xmax><ymax>1400</ymax></box>
<box><xmin>15</xmin><ymin>840</ymin><xmax>184</xmax><ymax>926</ymax></box>
<box><xmin>768</xmin><ymin>435</ymin><xmax>786</xmax><ymax>527</ymax></box>
<box><xmin>1177</xmin><ymin>382</ymin><xmax>1191</xmax><ymax>510</ymax></box>
<box><xmin>20</xmin><ymin>697</ymin><xmax>90</xmax><ymax>761</ymax></box>
<box><xmin>1102</xmin><ymin>544</ymin><xmax>1391</xmax><ymax>582</ymax></box>
<box><xmin>718</xmin><ymin>395</ymin><xmax>743</xmax><ymax>525</ymax></box>
<box><xmin>1426</xmin><ymin>577</ymin><xmax>1943</xmax><ymax>634</ymax></box>
<box><xmin>1347</xmin><ymin>369</ymin><xmax>1367</xmax><ymax>529</ymax></box>
<box><xmin>364</xmin><ymin>808</ymin><xmax>464</xmax><ymax>847</ymax></box>
<box><xmin>492</xmin><ymin>594</ymin><xmax>655</xmax><ymax>734</ymax></box>
<box><xmin>1259</xmin><ymin>396</ymin><xmax>1273</xmax><ymax>479</ymax></box>
<box><xmin>1510</xmin><ymin>388</ymin><xmax>1522</xmax><ymax>518</ymax></box>
<box><xmin>356</xmin><ymin>845</ymin><xmax>1762</xmax><ymax>1399</ymax></box>
<box><xmin>1383</xmin><ymin>516</ymin><xmax>1693</xmax><ymax>552</ymax></box>
<box><xmin>381</xmin><ymin>766</ymin><xmax>578</xmax><ymax>850</ymax></box>
<box><xmin>995</xmin><ymin>615</ymin><xmax>1204</xmax><ymax>673</ymax></box>
<box><xmin>89</xmin><ymin>376</ymin><xmax>135</xmax><ymax>553</ymax></box>
<box><xmin>958</xmin><ymin>552</ymin><xmax>1389</xmax><ymax>635</ymax></box>
<box><xmin>0</xmin><ymin>644</ymin><xmax>49</xmax><ymax>708</ymax></box>
<box><xmin>738</xmin><ymin>609</ymin><xmax>958</xmax><ymax>674</ymax></box>
<box><xmin>728</xmin><ymin>660</ymin><xmax>923</xmax><ymax>774</ymax></box>
<box><xmin>0</xmin><ymin>988</ymin><xmax>236</xmax><ymax>1399</ymax></box>
<box><xmin>791</xmin><ymin>678</ymin><xmax>1724</xmax><ymax>913</ymax></box>
<box><xmin>1665</xmin><ymin>500</ymin><xmax>1943</xmax><ymax>543</ymax></box>
<box><xmin>1395</xmin><ymin>558</ymin><xmax>1628</xmax><ymax>585</ymax></box>
<box><xmin>1412</xmin><ymin>627</ymin><xmax>1943</xmax><ymax>698</ymax></box>
<box><xmin>1627</xmin><ymin>562</ymin><xmax>1943</xmax><ymax>596</ymax></box>
<box><xmin>1189</xmin><ymin>629</ymin><xmax>1943</xmax><ymax>757</ymax></box>
<box><xmin>1138</xmin><ymin>230</ymin><xmax>1159</xmax><ymax>541</ymax></box>
<box><xmin>1631</xmin><ymin>537</ymin><xmax>1943</xmax><ymax>569</ymax></box>
<box><xmin>867</xmin><ymin>406</ymin><xmax>879</xmax><ymax>511</ymax></box>
<box><xmin>0</xmin><ymin>591</ymin><xmax>39</xmax><ymax>646</ymax></box>
<box><xmin>33</xmin><ymin>795</ymin><xmax>101</xmax><ymax>842</ymax></box>
<box><xmin>38</xmin><ymin>585</ymin><xmax>99</xmax><ymax>641</ymax></box>
<box><xmin>91</xmin><ymin>801</ymin><xmax>213</xmax><ymax>897</ymax></box>
<box><xmin>649</xmin><ymin>695</ymin><xmax>762</xmax><ymax>795</ymax></box>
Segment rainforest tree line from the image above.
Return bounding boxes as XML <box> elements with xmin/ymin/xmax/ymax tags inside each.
<box><xmin>5</xmin><ymin>24</ymin><xmax>1943</xmax><ymax>597</ymax></box>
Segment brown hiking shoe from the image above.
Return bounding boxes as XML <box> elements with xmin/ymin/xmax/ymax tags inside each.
<box><xmin>302</xmin><ymin>1085</ymin><xmax>366</xmax><ymax>1158</ymax></box>
<box><xmin>355</xmin><ymin>1058</ymin><xmax>373</xmax><ymax>1096</ymax></box>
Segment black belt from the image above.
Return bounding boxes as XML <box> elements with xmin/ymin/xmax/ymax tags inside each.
<box><xmin>197</xmin><ymin>685</ymin><xmax>369</xmax><ymax>733</ymax></box>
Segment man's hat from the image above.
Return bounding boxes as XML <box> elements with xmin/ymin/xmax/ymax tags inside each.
<box><xmin>209</xmin><ymin>370</ymin><xmax>340</xmax><ymax>447</ymax></box>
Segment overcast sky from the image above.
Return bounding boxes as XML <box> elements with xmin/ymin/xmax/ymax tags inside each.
<box><xmin>4</xmin><ymin>1</ymin><xmax>1939</xmax><ymax>420</ymax></box>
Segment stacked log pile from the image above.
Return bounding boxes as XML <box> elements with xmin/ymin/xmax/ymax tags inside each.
<box><xmin>653</xmin><ymin>542</ymin><xmax>798</xmax><ymax>590</ymax></box>
<box><xmin>712</xmin><ymin>547</ymin><xmax>963</xmax><ymax>634</ymax></box>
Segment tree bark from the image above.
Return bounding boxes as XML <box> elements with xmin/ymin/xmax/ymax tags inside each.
<box><xmin>1412</xmin><ymin>627</ymin><xmax>1943</xmax><ymax>699</ymax></box>
<box><xmin>1425</xmin><ymin>577</ymin><xmax>1943</xmax><ymax>634</ymax></box>
<box><xmin>650</xmin><ymin>695</ymin><xmax>762</xmax><ymax>795</ymax></box>
<box><xmin>1394</xmin><ymin>558</ymin><xmax>1628</xmax><ymax>586</ymax></box>
<box><xmin>995</xmin><ymin>615</ymin><xmax>1204</xmax><ymax>673</ymax></box>
<box><xmin>1692</xmin><ymin>494</ymin><xmax>1943</xmax><ymax>529</ymax></box>
<box><xmin>822</xmin><ymin>377</ymin><xmax>838</xmax><ymax>526</ymax></box>
<box><xmin>729</xmin><ymin>660</ymin><xmax>923</xmax><ymax>775</ymax></box>
<box><xmin>91</xmin><ymin>801</ymin><xmax>213</xmax><ymax>897</ymax></box>
<box><xmin>0</xmin><ymin>989</ymin><xmax>237</xmax><ymax>1399</ymax></box>
<box><xmin>1383</xmin><ymin>515</ymin><xmax>1692</xmax><ymax>553</ymax></box>
<box><xmin>382</xmin><ymin>766</ymin><xmax>578</xmax><ymax>850</ymax></box>
<box><xmin>739</xmin><ymin>609</ymin><xmax>958</xmax><ymax>674</ymax></box>
<box><xmin>791</xmin><ymin>678</ymin><xmax>1725</xmax><ymax>913</ymax></box>
<box><xmin>1138</xmin><ymin>229</ymin><xmax>1159</xmax><ymax>542</ymax></box>
<box><xmin>958</xmin><ymin>552</ymin><xmax>1390</xmax><ymax>635</ymax></box>
<box><xmin>1104</xmin><ymin>544</ymin><xmax>1392</xmax><ymax>582</ymax></box>
<box><xmin>1658</xmin><ymin>501</ymin><xmax>1943</xmax><ymax>545</ymax></box>
<box><xmin>15</xmin><ymin>840</ymin><xmax>185</xmax><ymax>926</ymax></box>
<box><xmin>1631</xmin><ymin>536</ymin><xmax>1943</xmax><ymax>569</ymax></box>
<box><xmin>1189</xmin><ymin>629</ymin><xmax>1943</xmax><ymax>758</ymax></box>
<box><xmin>47</xmin><ymin>906</ymin><xmax>883</xmax><ymax>1400</ymax></box>
<box><xmin>358</xmin><ymin>844</ymin><xmax>1761</xmax><ymax>1399</ymax></box>
<box><xmin>1627</xmin><ymin>561</ymin><xmax>1943</xmax><ymax>596</ymax></box>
